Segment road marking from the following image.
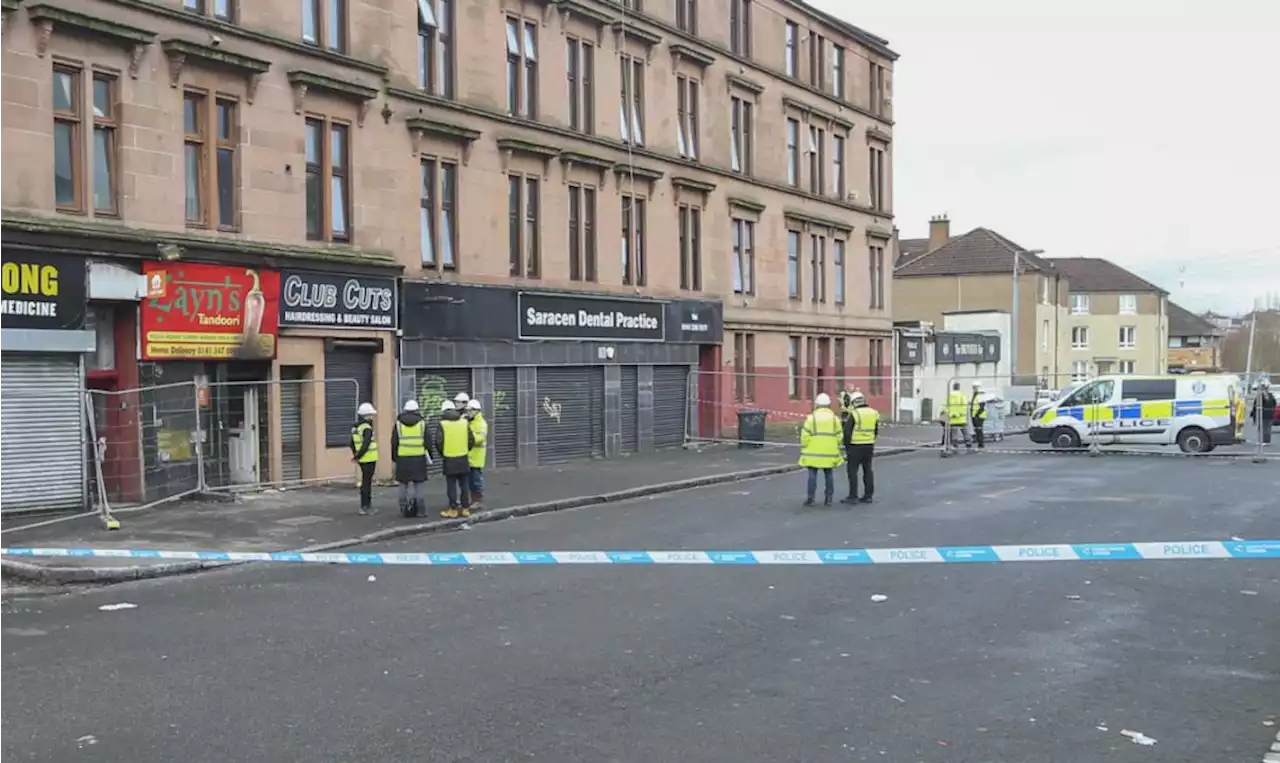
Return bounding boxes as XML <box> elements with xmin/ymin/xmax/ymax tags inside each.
<box><xmin>980</xmin><ymin>486</ymin><xmax>1026</xmax><ymax>499</ymax></box>
<box><xmin>3</xmin><ymin>540</ymin><xmax>1278</xmax><ymax>567</ymax></box>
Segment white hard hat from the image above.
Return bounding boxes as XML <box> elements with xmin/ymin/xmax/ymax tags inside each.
<box><xmin>815</xmin><ymin>393</ymin><xmax>831</xmax><ymax>407</ymax></box>
<box><xmin>466</xmin><ymin>398</ymin><xmax>481</xmax><ymax>411</ymax></box>
<box><xmin>453</xmin><ymin>392</ymin><xmax>470</xmax><ymax>403</ymax></box>
<box><xmin>357</xmin><ymin>402</ymin><xmax>376</xmax><ymax>416</ymax></box>
<box><xmin>849</xmin><ymin>392</ymin><xmax>866</xmax><ymax>405</ymax></box>
<box><xmin>403</xmin><ymin>399</ymin><xmax>419</xmax><ymax>412</ymax></box>
<box><xmin>972</xmin><ymin>382</ymin><xmax>983</xmax><ymax>389</ymax></box>
<box><xmin>440</xmin><ymin>400</ymin><xmax>455</xmax><ymax>413</ymax></box>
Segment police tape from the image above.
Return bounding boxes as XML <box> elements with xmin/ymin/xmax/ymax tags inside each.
<box><xmin>2</xmin><ymin>540</ymin><xmax>1277</xmax><ymax>566</ymax></box>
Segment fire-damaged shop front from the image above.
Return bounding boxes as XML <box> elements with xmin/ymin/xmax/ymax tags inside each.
<box><xmin>399</xmin><ymin>282</ymin><xmax>723</xmax><ymax>469</ymax></box>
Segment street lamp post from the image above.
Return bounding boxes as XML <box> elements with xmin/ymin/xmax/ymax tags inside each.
<box><xmin>1010</xmin><ymin>248</ymin><xmax>1045</xmax><ymax>386</ymax></box>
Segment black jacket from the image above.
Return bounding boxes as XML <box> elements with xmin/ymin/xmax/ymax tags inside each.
<box><xmin>391</xmin><ymin>411</ymin><xmax>429</xmax><ymax>483</ymax></box>
<box><xmin>1252</xmin><ymin>390</ymin><xmax>1276</xmax><ymax>421</ymax></box>
<box><xmin>431</xmin><ymin>409</ymin><xmax>475</xmax><ymax>477</ymax></box>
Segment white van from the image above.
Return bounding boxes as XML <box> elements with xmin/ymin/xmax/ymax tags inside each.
<box><xmin>1027</xmin><ymin>374</ymin><xmax>1243</xmax><ymax>453</ymax></box>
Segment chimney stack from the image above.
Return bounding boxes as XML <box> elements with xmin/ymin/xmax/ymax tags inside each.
<box><xmin>928</xmin><ymin>214</ymin><xmax>950</xmax><ymax>252</ymax></box>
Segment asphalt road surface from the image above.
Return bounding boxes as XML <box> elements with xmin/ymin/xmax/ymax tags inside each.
<box><xmin>4</xmin><ymin>451</ymin><xmax>1279</xmax><ymax>762</ymax></box>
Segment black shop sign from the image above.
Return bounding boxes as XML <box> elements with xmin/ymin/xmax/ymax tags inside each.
<box><xmin>518</xmin><ymin>292</ymin><xmax>665</xmax><ymax>341</ymax></box>
<box><xmin>935</xmin><ymin>332</ymin><xmax>1001</xmax><ymax>364</ymax></box>
<box><xmin>0</xmin><ymin>250</ymin><xmax>87</xmax><ymax>331</ymax></box>
<box><xmin>279</xmin><ymin>270</ymin><xmax>397</xmax><ymax>329</ymax></box>
<box><xmin>898</xmin><ymin>336</ymin><xmax>923</xmax><ymax>365</ymax></box>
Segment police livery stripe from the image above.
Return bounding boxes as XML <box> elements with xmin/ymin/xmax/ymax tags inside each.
<box><xmin>2</xmin><ymin>541</ymin><xmax>1277</xmax><ymax>566</ymax></box>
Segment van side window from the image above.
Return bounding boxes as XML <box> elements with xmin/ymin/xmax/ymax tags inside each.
<box><xmin>1063</xmin><ymin>380</ymin><xmax>1114</xmax><ymax>406</ymax></box>
<box><xmin>1121</xmin><ymin>379</ymin><xmax>1176</xmax><ymax>401</ymax></box>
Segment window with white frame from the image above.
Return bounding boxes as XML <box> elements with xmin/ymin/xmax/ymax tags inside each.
<box><xmin>676</xmin><ymin>75</ymin><xmax>699</xmax><ymax>159</ymax></box>
<box><xmin>806</xmin><ymin>124</ymin><xmax>824</xmax><ymax>194</ymax></box>
<box><xmin>1070</xmin><ymin>293</ymin><xmax>1090</xmax><ymax>314</ymax></box>
<box><xmin>619</xmin><ymin>54</ymin><xmax>644</xmax><ymax>145</ymax></box>
<box><xmin>1118</xmin><ymin>360</ymin><xmax>1135</xmax><ymax>374</ymax></box>
<box><xmin>505</xmin><ymin>16</ymin><xmax>537</xmax><ymax>118</ymax></box>
<box><xmin>730</xmin><ymin>96</ymin><xmax>752</xmax><ymax>175</ymax></box>
<box><xmin>830</xmin><ymin>133</ymin><xmax>844</xmax><ymax>198</ymax></box>
<box><xmin>1119</xmin><ymin>325</ymin><xmax>1136</xmax><ymax>349</ymax></box>
<box><xmin>1041</xmin><ymin>319</ymin><xmax>1050</xmax><ymax>350</ymax></box>
<box><xmin>731</xmin><ymin>218</ymin><xmax>754</xmax><ymax>295</ymax></box>
<box><xmin>1119</xmin><ymin>294</ymin><xmax>1137</xmax><ymax>314</ymax></box>
<box><xmin>1071</xmin><ymin>360</ymin><xmax>1089</xmax><ymax>382</ymax></box>
<box><xmin>418</xmin><ymin>0</ymin><xmax>453</xmax><ymax>98</ymax></box>
<box><xmin>1071</xmin><ymin>326</ymin><xmax>1089</xmax><ymax>349</ymax></box>
<box><xmin>785</xmin><ymin>118</ymin><xmax>799</xmax><ymax>186</ymax></box>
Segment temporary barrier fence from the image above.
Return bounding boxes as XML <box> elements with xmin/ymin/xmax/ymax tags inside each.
<box><xmin>684</xmin><ymin>371</ymin><xmax>943</xmax><ymax>452</ymax></box>
<box><xmin>3</xmin><ymin>377</ymin><xmax>363</xmax><ymax>536</ymax></box>
<box><xmin>940</xmin><ymin>371</ymin><xmax>1278</xmax><ymax>462</ymax></box>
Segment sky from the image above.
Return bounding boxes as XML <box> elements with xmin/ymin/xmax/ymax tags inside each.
<box><xmin>809</xmin><ymin>0</ymin><xmax>1280</xmax><ymax>315</ymax></box>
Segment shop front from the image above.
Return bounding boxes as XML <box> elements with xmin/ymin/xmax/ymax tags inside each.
<box><xmin>138</xmin><ymin>262</ymin><xmax>281</xmax><ymax>494</ymax></box>
<box><xmin>274</xmin><ymin>268</ymin><xmax>398</xmax><ymax>483</ymax></box>
<box><xmin>0</xmin><ymin>250</ymin><xmax>93</xmax><ymax>513</ymax></box>
<box><xmin>398</xmin><ymin>282</ymin><xmax>723</xmax><ymax>469</ymax></box>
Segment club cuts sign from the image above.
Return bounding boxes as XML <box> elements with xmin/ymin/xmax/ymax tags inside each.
<box><xmin>279</xmin><ymin>271</ymin><xmax>397</xmax><ymax>329</ymax></box>
<box><xmin>518</xmin><ymin>292</ymin><xmax>665</xmax><ymax>341</ymax></box>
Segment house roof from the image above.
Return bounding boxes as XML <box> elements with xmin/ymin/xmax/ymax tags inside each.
<box><xmin>893</xmin><ymin>227</ymin><xmax>1056</xmax><ymax>277</ymax></box>
<box><xmin>1048</xmin><ymin>257</ymin><xmax>1168</xmax><ymax>295</ymax></box>
<box><xmin>897</xmin><ymin>237</ymin><xmax>931</xmax><ymax>265</ymax></box>
<box><xmin>1167</xmin><ymin>301</ymin><xmax>1218</xmax><ymax>337</ymax></box>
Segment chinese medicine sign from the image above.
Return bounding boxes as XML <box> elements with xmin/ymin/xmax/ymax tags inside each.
<box><xmin>141</xmin><ymin>263</ymin><xmax>280</xmax><ymax>360</ymax></box>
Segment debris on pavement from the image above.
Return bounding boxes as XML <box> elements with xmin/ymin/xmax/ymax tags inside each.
<box><xmin>97</xmin><ymin>603</ymin><xmax>137</xmax><ymax>611</ymax></box>
<box><xmin>1120</xmin><ymin>729</ymin><xmax>1157</xmax><ymax>746</ymax></box>
<box><xmin>367</xmin><ymin>575</ymin><xmax>377</xmax><ymax>582</ymax></box>
<box><xmin>779</xmin><ymin>614</ymin><xmax>796</xmax><ymax>620</ymax></box>
<box><xmin>890</xmin><ymin>694</ymin><xmax>905</xmax><ymax>704</ymax></box>
<box><xmin>1064</xmin><ymin>594</ymin><xmax>1082</xmax><ymax>601</ymax></box>
<box><xmin>1096</xmin><ymin>725</ymin><xmax>1109</xmax><ymax>732</ymax></box>
<box><xmin>870</xmin><ymin>594</ymin><xmax>888</xmax><ymax>603</ymax></box>
<box><xmin>1240</xmin><ymin>590</ymin><xmax>1258</xmax><ymax>596</ymax></box>
<box><xmin>76</xmin><ymin>735</ymin><xmax>98</xmax><ymax>747</ymax></box>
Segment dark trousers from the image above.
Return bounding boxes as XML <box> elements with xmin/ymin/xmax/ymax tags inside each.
<box><xmin>445</xmin><ymin>473</ymin><xmax>471</xmax><ymax>508</ymax></box>
<box><xmin>358</xmin><ymin>461</ymin><xmax>376</xmax><ymax>509</ymax></box>
<box><xmin>845</xmin><ymin>445</ymin><xmax>875</xmax><ymax>498</ymax></box>
<box><xmin>1262</xmin><ymin>420</ymin><xmax>1274</xmax><ymax>445</ymax></box>
<box><xmin>806</xmin><ymin>467</ymin><xmax>834</xmax><ymax>501</ymax></box>
<box><xmin>972</xmin><ymin>417</ymin><xmax>985</xmax><ymax>448</ymax></box>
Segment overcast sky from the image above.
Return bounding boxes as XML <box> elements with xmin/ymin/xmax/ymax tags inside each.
<box><xmin>809</xmin><ymin>0</ymin><xmax>1280</xmax><ymax>315</ymax></box>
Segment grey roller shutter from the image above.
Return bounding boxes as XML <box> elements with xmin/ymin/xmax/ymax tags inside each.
<box><xmin>409</xmin><ymin>368</ymin><xmax>473</xmax><ymax>476</ymax></box>
<box><xmin>280</xmin><ymin>381</ymin><xmax>303</xmax><ymax>482</ymax></box>
<box><xmin>1</xmin><ymin>355</ymin><xmax>84</xmax><ymax>513</ymax></box>
<box><xmin>491</xmin><ymin>367</ymin><xmax>518</xmax><ymax>468</ymax></box>
<box><xmin>536</xmin><ymin>366</ymin><xmax>603</xmax><ymax>465</ymax></box>
<box><xmin>620</xmin><ymin>365</ymin><xmax>638</xmax><ymax>453</ymax></box>
<box><xmin>652</xmin><ymin>365</ymin><xmax>690</xmax><ymax>449</ymax></box>
<box><xmin>324</xmin><ymin>349</ymin><xmax>374</xmax><ymax>448</ymax></box>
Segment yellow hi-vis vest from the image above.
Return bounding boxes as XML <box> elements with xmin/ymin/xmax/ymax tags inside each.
<box><xmin>352</xmin><ymin>421</ymin><xmax>378</xmax><ymax>463</ymax></box>
<box><xmin>396</xmin><ymin>421</ymin><xmax>427</xmax><ymax>457</ymax></box>
<box><xmin>969</xmin><ymin>395</ymin><xmax>987</xmax><ymax>421</ymax></box>
<box><xmin>947</xmin><ymin>390</ymin><xmax>968</xmax><ymax>424</ymax></box>
<box><xmin>440</xmin><ymin>418</ymin><xmax>470</xmax><ymax>459</ymax></box>
<box><xmin>849</xmin><ymin>406</ymin><xmax>881</xmax><ymax>445</ymax></box>
<box><xmin>468</xmin><ymin>413</ymin><xmax>488</xmax><ymax>469</ymax></box>
<box><xmin>798</xmin><ymin>408</ymin><xmax>844</xmax><ymax>468</ymax></box>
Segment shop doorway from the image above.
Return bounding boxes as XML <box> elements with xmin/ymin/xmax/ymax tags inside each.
<box><xmin>228</xmin><ymin>386</ymin><xmax>260</xmax><ymax>484</ymax></box>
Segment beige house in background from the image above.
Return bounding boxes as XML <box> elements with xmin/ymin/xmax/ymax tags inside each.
<box><xmin>1048</xmin><ymin>258</ymin><xmax>1169</xmax><ymax>381</ymax></box>
<box><xmin>1166</xmin><ymin>302</ymin><xmax>1223</xmax><ymax>372</ymax></box>
<box><xmin>895</xmin><ymin>216</ymin><xmax>1070</xmax><ymax>383</ymax></box>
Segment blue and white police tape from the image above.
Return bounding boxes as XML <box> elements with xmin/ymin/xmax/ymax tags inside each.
<box><xmin>2</xmin><ymin>540</ymin><xmax>1278</xmax><ymax>566</ymax></box>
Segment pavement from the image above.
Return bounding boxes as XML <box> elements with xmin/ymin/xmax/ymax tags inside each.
<box><xmin>3</xmin><ymin>450</ymin><xmax>1278</xmax><ymax>762</ymax></box>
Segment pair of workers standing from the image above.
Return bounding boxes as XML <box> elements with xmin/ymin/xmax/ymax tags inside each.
<box><xmin>797</xmin><ymin>390</ymin><xmax>880</xmax><ymax>506</ymax></box>
<box><xmin>349</xmin><ymin>392</ymin><xmax>488</xmax><ymax>517</ymax></box>
<box><xmin>942</xmin><ymin>381</ymin><xmax>987</xmax><ymax>450</ymax></box>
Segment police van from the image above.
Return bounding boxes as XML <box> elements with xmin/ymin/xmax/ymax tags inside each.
<box><xmin>1028</xmin><ymin>374</ymin><xmax>1243</xmax><ymax>453</ymax></box>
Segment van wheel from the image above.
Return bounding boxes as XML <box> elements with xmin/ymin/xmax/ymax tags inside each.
<box><xmin>1177</xmin><ymin>427</ymin><xmax>1210</xmax><ymax>454</ymax></box>
<box><xmin>1050</xmin><ymin>427</ymin><xmax>1082</xmax><ymax>450</ymax></box>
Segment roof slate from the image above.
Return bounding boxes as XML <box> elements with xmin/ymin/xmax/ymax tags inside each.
<box><xmin>1167</xmin><ymin>301</ymin><xmax>1218</xmax><ymax>336</ymax></box>
<box><xmin>1048</xmin><ymin>257</ymin><xmax>1168</xmax><ymax>295</ymax></box>
<box><xmin>893</xmin><ymin>227</ymin><xmax>1055</xmax><ymax>277</ymax></box>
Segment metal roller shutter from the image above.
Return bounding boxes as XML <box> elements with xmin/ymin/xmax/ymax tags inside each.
<box><xmin>1</xmin><ymin>355</ymin><xmax>84</xmax><ymax>513</ymax></box>
<box><xmin>324</xmin><ymin>349</ymin><xmax>374</xmax><ymax>448</ymax></box>
<box><xmin>280</xmin><ymin>381</ymin><xmax>303</xmax><ymax>482</ymax></box>
<box><xmin>652</xmin><ymin>365</ymin><xmax>690</xmax><ymax>449</ymax></box>
<box><xmin>491</xmin><ymin>367</ymin><xmax>518</xmax><ymax>468</ymax></box>
<box><xmin>537</xmin><ymin>366</ymin><xmax>604</xmax><ymax>465</ymax></box>
<box><xmin>410</xmin><ymin>368</ymin><xmax>473</xmax><ymax>476</ymax></box>
<box><xmin>620</xmin><ymin>365</ymin><xmax>638</xmax><ymax>453</ymax></box>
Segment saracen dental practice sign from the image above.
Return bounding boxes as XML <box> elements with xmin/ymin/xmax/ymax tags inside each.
<box><xmin>279</xmin><ymin>271</ymin><xmax>398</xmax><ymax>329</ymax></box>
<box><xmin>518</xmin><ymin>292</ymin><xmax>664</xmax><ymax>341</ymax></box>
